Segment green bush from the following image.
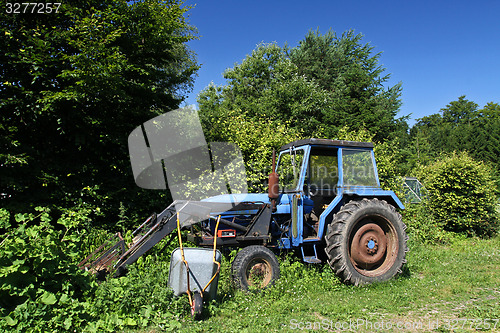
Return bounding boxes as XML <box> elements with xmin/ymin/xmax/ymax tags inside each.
<box><xmin>0</xmin><ymin>207</ymin><xmax>195</xmax><ymax>332</ymax></box>
<box><xmin>0</xmin><ymin>207</ymin><xmax>96</xmax><ymax>332</ymax></box>
<box><xmin>420</xmin><ymin>152</ymin><xmax>499</xmax><ymax>237</ymax></box>
<box><xmin>402</xmin><ymin>202</ymin><xmax>451</xmax><ymax>244</ymax></box>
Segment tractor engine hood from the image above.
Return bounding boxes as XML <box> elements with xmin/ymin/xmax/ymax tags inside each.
<box><xmin>201</xmin><ymin>193</ymin><xmax>302</xmax><ymax>215</ymax></box>
<box><xmin>201</xmin><ymin>193</ymin><xmax>271</xmax><ymax>205</ymax></box>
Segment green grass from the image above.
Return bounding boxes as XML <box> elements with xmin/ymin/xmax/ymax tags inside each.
<box><xmin>127</xmin><ymin>235</ymin><xmax>500</xmax><ymax>333</ymax></box>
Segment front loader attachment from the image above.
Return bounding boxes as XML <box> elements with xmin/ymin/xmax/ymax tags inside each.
<box><xmin>78</xmin><ymin>200</ymin><xmax>213</xmax><ymax>277</ymax></box>
<box><xmin>79</xmin><ymin>198</ymin><xmax>274</xmax><ymax>279</ymax></box>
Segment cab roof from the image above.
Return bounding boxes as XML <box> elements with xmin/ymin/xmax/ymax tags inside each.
<box><xmin>279</xmin><ymin>138</ymin><xmax>374</xmax><ymax>151</ymax></box>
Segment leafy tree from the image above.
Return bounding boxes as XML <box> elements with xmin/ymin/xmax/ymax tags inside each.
<box><xmin>440</xmin><ymin>95</ymin><xmax>479</xmax><ymax>126</ymax></box>
<box><xmin>203</xmin><ymin>108</ymin><xmax>302</xmax><ymax>192</ymax></box>
<box><xmin>198</xmin><ymin>32</ymin><xmax>409</xmax><ymax>192</ymax></box>
<box><xmin>407</xmin><ymin>113</ymin><xmax>446</xmax><ymax>169</ymax></box>
<box><xmin>288</xmin><ymin>30</ymin><xmax>404</xmax><ymax>140</ymax></box>
<box><xmin>199</xmin><ymin>43</ymin><xmax>332</xmax><ymax>138</ymax></box>
<box><xmin>480</xmin><ymin>101</ymin><xmax>500</xmax><ymax>118</ymax></box>
<box><xmin>473</xmin><ymin>102</ymin><xmax>500</xmax><ymax>168</ymax></box>
<box><xmin>409</xmin><ymin>96</ymin><xmax>500</xmax><ymax>173</ymax></box>
<box><xmin>198</xmin><ymin>30</ymin><xmax>406</xmax><ymax>145</ymax></box>
<box><xmin>411</xmin><ymin>113</ymin><xmax>443</xmax><ymax>130</ymax></box>
<box><xmin>0</xmin><ymin>0</ymin><xmax>199</xmax><ymax>224</ymax></box>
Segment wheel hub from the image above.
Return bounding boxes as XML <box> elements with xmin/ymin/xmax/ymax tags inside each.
<box><xmin>350</xmin><ymin>223</ymin><xmax>387</xmax><ymax>268</ymax></box>
<box><xmin>366</xmin><ymin>238</ymin><xmax>378</xmax><ymax>254</ymax></box>
<box><xmin>247</xmin><ymin>259</ymin><xmax>272</xmax><ymax>288</ymax></box>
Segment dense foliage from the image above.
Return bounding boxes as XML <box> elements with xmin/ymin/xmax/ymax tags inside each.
<box><xmin>0</xmin><ymin>207</ymin><xmax>189</xmax><ymax>332</ymax></box>
<box><xmin>409</xmin><ymin>96</ymin><xmax>500</xmax><ymax>172</ymax></box>
<box><xmin>0</xmin><ymin>0</ymin><xmax>198</xmax><ymax>225</ymax></box>
<box><xmin>202</xmin><ymin>108</ymin><xmax>302</xmax><ymax>192</ymax></box>
<box><xmin>198</xmin><ymin>30</ymin><xmax>405</xmax><ymax>143</ymax></box>
<box><xmin>0</xmin><ymin>207</ymin><xmax>95</xmax><ymax>332</ymax></box>
<box><xmin>419</xmin><ymin>153</ymin><xmax>499</xmax><ymax>237</ymax></box>
<box><xmin>198</xmin><ymin>31</ymin><xmax>408</xmax><ymax>193</ymax></box>
<box><xmin>289</xmin><ymin>30</ymin><xmax>405</xmax><ymax>141</ymax></box>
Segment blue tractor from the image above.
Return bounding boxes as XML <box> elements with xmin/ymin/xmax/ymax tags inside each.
<box><xmin>81</xmin><ymin>138</ymin><xmax>408</xmax><ymax>290</ymax></box>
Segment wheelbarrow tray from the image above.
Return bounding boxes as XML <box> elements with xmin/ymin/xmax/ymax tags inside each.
<box><xmin>168</xmin><ymin>247</ymin><xmax>222</xmax><ymax>301</ymax></box>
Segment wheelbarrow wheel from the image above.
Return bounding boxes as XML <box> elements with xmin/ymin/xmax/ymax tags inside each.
<box><xmin>191</xmin><ymin>292</ymin><xmax>203</xmax><ymax>320</ymax></box>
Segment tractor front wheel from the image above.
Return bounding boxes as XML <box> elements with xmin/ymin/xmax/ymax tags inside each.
<box><xmin>232</xmin><ymin>245</ymin><xmax>280</xmax><ymax>291</ymax></box>
<box><xmin>325</xmin><ymin>198</ymin><xmax>408</xmax><ymax>285</ymax></box>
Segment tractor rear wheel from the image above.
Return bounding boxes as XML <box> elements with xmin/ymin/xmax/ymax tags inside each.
<box><xmin>325</xmin><ymin>198</ymin><xmax>408</xmax><ymax>285</ymax></box>
<box><xmin>232</xmin><ymin>245</ymin><xmax>280</xmax><ymax>291</ymax></box>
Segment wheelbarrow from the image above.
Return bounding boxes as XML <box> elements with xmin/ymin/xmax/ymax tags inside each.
<box><xmin>168</xmin><ymin>214</ymin><xmax>222</xmax><ymax>319</ymax></box>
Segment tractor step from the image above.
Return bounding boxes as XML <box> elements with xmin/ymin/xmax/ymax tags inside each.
<box><xmin>300</xmin><ymin>244</ymin><xmax>322</xmax><ymax>264</ymax></box>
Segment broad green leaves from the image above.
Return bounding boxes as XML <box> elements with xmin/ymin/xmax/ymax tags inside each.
<box><xmin>0</xmin><ymin>207</ymin><xmax>96</xmax><ymax>332</ymax></box>
<box><xmin>0</xmin><ymin>204</ymin><xmax>192</xmax><ymax>332</ymax></box>
<box><xmin>40</xmin><ymin>291</ymin><xmax>57</xmax><ymax>305</ymax></box>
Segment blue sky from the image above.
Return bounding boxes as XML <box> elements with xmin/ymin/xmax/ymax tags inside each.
<box><xmin>183</xmin><ymin>0</ymin><xmax>499</xmax><ymax>126</ymax></box>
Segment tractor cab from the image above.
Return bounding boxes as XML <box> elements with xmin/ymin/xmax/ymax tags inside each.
<box><xmin>276</xmin><ymin>138</ymin><xmax>380</xmax><ymax>195</ymax></box>
<box><xmin>273</xmin><ymin>139</ymin><xmax>403</xmax><ymax>256</ymax></box>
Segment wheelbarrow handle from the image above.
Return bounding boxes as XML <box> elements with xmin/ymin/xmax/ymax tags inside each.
<box><xmin>203</xmin><ymin>215</ymin><xmax>222</xmax><ymax>293</ymax></box>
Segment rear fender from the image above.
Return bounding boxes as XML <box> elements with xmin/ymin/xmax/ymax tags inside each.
<box><xmin>316</xmin><ymin>188</ymin><xmax>404</xmax><ymax>241</ymax></box>
<box><xmin>342</xmin><ymin>188</ymin><xmax>405</xmax><ymax>210</ymax></box>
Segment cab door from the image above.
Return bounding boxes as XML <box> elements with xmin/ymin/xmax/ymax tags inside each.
<box><xmin>276</xmin><ymin>146</ymin><xmax>310</xmax><ymax>247</ymax></box>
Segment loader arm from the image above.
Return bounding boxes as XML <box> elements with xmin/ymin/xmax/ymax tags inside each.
<box><xmin>78</xmin><ymin>201</ymin><xmax>213</xmax><ymax>277</ymax></box>
<box><xmin>78</xmin><ymin>200</ymin><xmax>272</xmax><ymax>277</ymax></box>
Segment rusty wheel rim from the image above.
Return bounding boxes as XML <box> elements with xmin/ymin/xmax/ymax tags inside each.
<box><xmin>246</xmin><ymin>258</ymin><xmax>272</xmax><ymax>288</ymax></box>
<box><xmin>349</xmin><ymin>215</ymin><xmax>398</xmax><ymax>277</ymax></box>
